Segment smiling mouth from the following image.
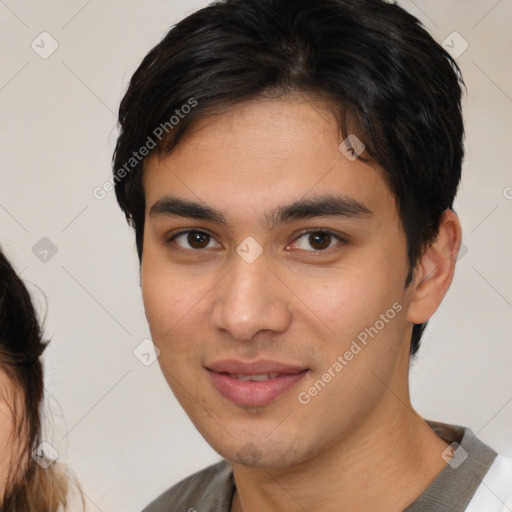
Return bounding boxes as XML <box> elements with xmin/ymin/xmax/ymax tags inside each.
<box><xmin>206</xmin><ymin>361</ymin><xmax>309</xmax><ymax>407</ymax></box>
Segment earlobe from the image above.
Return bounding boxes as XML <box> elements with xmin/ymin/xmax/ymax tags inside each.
<box><xmin>406</xmin><ymin>209</ymin><xmax>462</xmax><ymax>325</ymax></box>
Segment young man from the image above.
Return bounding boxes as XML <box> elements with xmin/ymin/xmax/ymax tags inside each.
<box><xmin>112</xmin><ymin>0</ymin><xmax>512</xmax><ymax>510</ymax></box>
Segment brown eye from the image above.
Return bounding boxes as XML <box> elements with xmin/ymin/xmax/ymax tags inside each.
<box><xmin>171</xmin><ymin>230</ymin><xmax>219</xmax><ymax>250</ymax></box>
<box><xmin>291</xmin><ymin>230</ymin><xmax>343</xmax><ymax>251</ymax></box>
<box><xmin>187</xmin><ymin>231</ymin><xmax>210</xmax><ymax>249</ymax></box>
<box><xmin>308</xmin><ymin>232</ymin><xmax>332</xmax><ymax>250</ymax></box>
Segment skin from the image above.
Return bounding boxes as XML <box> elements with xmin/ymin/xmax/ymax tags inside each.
<box><xmin>141</xmin><ymin>93</ymin><xmax>462</xmax><ymax>512</ymax></box>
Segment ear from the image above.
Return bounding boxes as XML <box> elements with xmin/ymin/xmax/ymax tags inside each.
<box><xmin>407</xmin><ymin>209</ymin><xmax>462</xmax><ymax>325</ymax></box>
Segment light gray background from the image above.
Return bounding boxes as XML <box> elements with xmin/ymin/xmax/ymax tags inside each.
<box><xmin>1</xmin><ymin>1</ymin><xmax>511</xmax><ymax>511</ymax></box>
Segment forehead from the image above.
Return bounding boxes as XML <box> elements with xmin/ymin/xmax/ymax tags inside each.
<box><xmin>142</xmin><ymin>96</ymin><xmax>395</xmax><ymax>225</ymax></box>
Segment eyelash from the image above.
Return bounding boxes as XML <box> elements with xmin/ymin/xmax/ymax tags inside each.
<box><xmin>166</xmin><ymin>229</ymin><xmax>346</xmax><ymax>253</ymax></box>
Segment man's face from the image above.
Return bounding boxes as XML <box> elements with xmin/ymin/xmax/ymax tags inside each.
<box><xmin>141</xmin><ymin>95</ymin><xmax>415</xmax><ymax>468</ymax></box>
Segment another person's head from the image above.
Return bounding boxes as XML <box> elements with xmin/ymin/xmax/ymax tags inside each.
<box><xmin>113</xmin><ymin>0</ymin><xmax>464</xmax><ymax>467</ymax></box>
<box><xmin>0</xmin><ymin>248</ymin><xmax>80</xmax><ymax>511</ymax></box>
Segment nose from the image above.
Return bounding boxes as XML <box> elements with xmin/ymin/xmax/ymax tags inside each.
<box><xmin>211</xmin><ymin>251</ymin><xmax>292</xmax><ymax>341</ymax></box>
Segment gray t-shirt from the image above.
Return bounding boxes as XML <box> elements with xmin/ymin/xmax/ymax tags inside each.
<box><xmin>142</xmin><ymin>420</ymin><xmax>497</xmax><ymax>512</ymax></box>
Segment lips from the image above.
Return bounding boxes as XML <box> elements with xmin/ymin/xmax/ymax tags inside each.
<box><xmin>206</xmin><ymin>359</ymin><xmax>308</xmax><ymax>407</ymax></box>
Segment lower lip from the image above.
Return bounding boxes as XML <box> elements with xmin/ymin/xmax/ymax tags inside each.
<box><xmin>207</xmin><ymin>370</ymin><xmax>308</xmax><ymax>407</ymax></box>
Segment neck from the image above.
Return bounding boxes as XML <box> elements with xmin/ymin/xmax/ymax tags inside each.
<box><xmin>230</xmin><ymin>394</ymin><xmax>448</xmax><ymax>512</ymax></box>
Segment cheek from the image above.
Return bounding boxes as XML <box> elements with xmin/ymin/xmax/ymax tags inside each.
<box><xmin>290</xmin><ymin>265</ymin><xmax>391</xmax><ymax>336</ymax></box>
<box><xmin>141</xmin><ymin>250</ymin><xmax>200</xmax><ymax>335</ymax></box>
<box><xmin>140</xmin><ymin>267</ymin><xmax>202</xmax><ymax>400</ymax></box>
<box><xmin>140</xmin><ymin>252</ymin><xmax>214</xmax><ymax>375</ymax></box>
<box><xmin>294</xmin><ymin>262</ymin><xmax>408</xmax><ymax>381</ymax></box>
<box><xmin>141</xmin><ymin>274</ymin><xmax>179</xmax><ymax>338</ymax></box>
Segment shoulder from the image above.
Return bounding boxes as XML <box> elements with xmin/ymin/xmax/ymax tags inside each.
<box><xmin>141</xmin><ymin>459</ymin><xmax>234</xmax><ymax>512</ymax></box>
<box><xmin>466</xmin><ymin>454</ymin><xmax>512</xmax><ymax>512</ymax></box>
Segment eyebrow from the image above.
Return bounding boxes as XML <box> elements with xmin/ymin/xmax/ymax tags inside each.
<box><xmin>149</xmin><ymin>194</ymin><xmax>373</xmax><ymax>229</ymax></box>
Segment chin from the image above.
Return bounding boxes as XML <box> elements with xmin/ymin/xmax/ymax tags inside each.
<box><xmin>204</xmin><ymin>430</ymin><xmax>313</xmax><ymax>469</ymax></box>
